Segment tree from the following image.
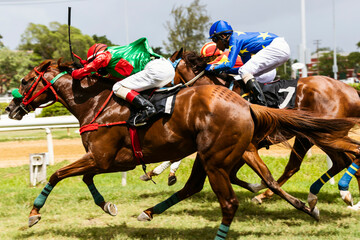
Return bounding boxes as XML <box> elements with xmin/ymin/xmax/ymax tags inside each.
<box><xmin>357</xmin><ymin>41</ymin><xmax>360</xmax><ymax>48</ymax></box>
<box><xmin>0</xmin><ymin>34</ymin><xmax>4</xmax><ymax>48</ymax></box>
<box><xmin>19</xmin><ymin>22</ymin><xmax>95</xmax><ymax>61</ymax></box>
<box><xmin>0</xmin><ymin>48</ymin><xmax>41</xmax><ymax>93</ymax></box>
<box><xmin>318</xmin><ymin>51</ymin><xmax>348</xmax><ymax>78</ymax></box>
<box><xmin>163</xmin><ymin>0</ymin><xmax>210</xmax><ymax>54</ymax></box>
<box><xmin>92</xmin><ymin>34</ymin><xmax>117</xmax><ymax>46</ymax></box>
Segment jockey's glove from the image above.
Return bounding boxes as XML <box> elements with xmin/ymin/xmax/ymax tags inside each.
<box><xmin>205</xmin><ymin>64</ymin><xmax>215</xmax><ymax>72</ymax></box>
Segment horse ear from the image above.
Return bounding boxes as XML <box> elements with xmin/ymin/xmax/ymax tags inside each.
<box><xmin>169</xmin><ymin>48</ymin><xmax>184</xmax><ymax>62</ymax></box>
<box><xmin>38</xmin><ymin>60</ymin><xmax>52</xmax><ymax>72</ymax></box>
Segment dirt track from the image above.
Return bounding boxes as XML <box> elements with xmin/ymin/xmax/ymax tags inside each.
<box><xmin>0</xmin><ymin>138</ymin><xmax>327</xmax><ymax>168</ymax></box>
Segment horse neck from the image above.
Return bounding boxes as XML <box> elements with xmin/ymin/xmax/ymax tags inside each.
<box><xmin>53</xmin><ymin>76</ymin><xmax>121</xmax><ymax>125</ymax></box>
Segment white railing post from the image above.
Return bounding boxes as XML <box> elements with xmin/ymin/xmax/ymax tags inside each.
<box><xmin>45</xmin><ymin>127</ymin><xmax>54</xmax><ymax>165</ymax></box>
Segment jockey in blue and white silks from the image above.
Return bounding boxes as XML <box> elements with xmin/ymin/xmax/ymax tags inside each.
<box><xmin>206</xmin><ymin>20</ymin><xmax>290</xmax><ymax>106</ymax></box>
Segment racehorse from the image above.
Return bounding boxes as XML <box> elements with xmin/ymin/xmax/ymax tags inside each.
<box><xmin>6</xmin><ymin>59</ymin><xmax>360</xmax><ymax>239</ymax></box>
<box><xmin>170</xmin><ymin>49</ymin><xmax>360</xmax><ymax>208</ymax></box>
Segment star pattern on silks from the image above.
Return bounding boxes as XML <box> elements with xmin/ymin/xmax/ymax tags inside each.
<box><xmin>240</xmin><ymin>48</ymin><xmax>249</xmax><ymax>55</ymax></box>
<box><xmin>257</xmin><ymin>32</ymin><xmax>270</xmax><ymax>40</ymax></box>
<box><xmin>234</xmin><ymin>31</ymin><xmax>246</xmax><ymax>36</ymax></box>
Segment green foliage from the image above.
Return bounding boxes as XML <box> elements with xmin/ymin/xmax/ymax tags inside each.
<box><xmin>92</xmin><ymin>34</ymin><xmax>117</xmax><ymax>46</ymax></box>
<box><xmin>0</xmin><ymin>48</ymin><xmax>41</xmax><ymax>93</ymax></box>
<box><xmin>318</xmin><ymin>51</ymin><xmax>348</xmax><ymax>77</ymax></box>
<box><xmin>18</xmin><ymin>22</ymin><xmax>95</xmax><ymax>61</ymax></box>
<box><xmin>0</xmin><ymin>102</ymin><xmax>8</xmax><ymax>114</ymax></box>
<box><xmin>37</xmin><ymin>102</ymin><xmax>71</xmax><ymax>117</ymax></box>
<box><xmin>164</xmin><ymin>0</ymin><xmax>210</xmax><ymax>53</ymax></box>
<box><xmin>276</xmin><ymin>59</ymin><xmax>293</xmax><ymax>80</ymax></box>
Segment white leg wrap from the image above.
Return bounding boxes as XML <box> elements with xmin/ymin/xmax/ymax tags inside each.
<box><xmin>248</xmin><ymin>182</ymin><xmax>267</xmax><ymax>193</ymax></box>
<box><xmin>340</xmin><ymin>190</ymin><xmax>353</xmax><ymax>206</ymax></box>
<box><xmin>170</xmin><ymin>160</ymin><xmax>181</xmax><ymax>173</ymax></box>
<box><xmin>153</xmin><ymin>161</ymin><xmax>172</xmax><ymax>175</ymax></box>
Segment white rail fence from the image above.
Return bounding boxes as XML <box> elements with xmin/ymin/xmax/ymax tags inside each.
<box><xmin>0</xmin><ymin>114</ymin><xmax>127</xmax><ymax>185</ymax></box>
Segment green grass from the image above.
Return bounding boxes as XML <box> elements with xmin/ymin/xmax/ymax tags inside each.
<box><xmin>0</xmin><ymin>128</ymin><xmax>81</xmax><ymax>142</ymax></box>
<box><xmin>0</xmin><ymin>155</ymin><xmax>360</xmax><ymax>240</ymax></box>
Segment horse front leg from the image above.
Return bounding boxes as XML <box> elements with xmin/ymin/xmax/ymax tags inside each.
<box><xmin>29</xmin><ymin>153</ymin><xmax>97</xmax><ymax>227</ymax></box>
<box><xmin>137</xmin><ymin>154</ymin><xmax>206</xmax><ymax>221</ymax></box>
<box><xmin>243</xmin><ymin>144</ymin><xmax>319</xmax><ymax>221</ymax></box>
<box><xmin>254</xmin><ymin>137</ymin><xmax>313</xmax><ymax>203</ymax></box>
<box><xmin>82</xmin><ymin>173</ymin><xmax>118</xmax><ymax>216</ymax></box>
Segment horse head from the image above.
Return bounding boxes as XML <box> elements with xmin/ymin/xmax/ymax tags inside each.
<box><xmin>6</xmin><ymin>59</ymin><xmax>71</xmax><ymax>120</ymax></box>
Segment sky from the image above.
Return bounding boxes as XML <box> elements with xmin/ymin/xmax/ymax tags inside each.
<box><xmin>0</xmin><ymin>0</ymin><xmax>359</xmax><ymax>61</ymax></box>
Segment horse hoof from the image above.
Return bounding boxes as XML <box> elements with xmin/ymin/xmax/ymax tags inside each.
<box><xmin>103</xmin><ymin>202</ymin><xmax>118</xmax><ymax>216</ymax></box>
<box><xmin>251</xmin><ymin>196</ymin><xmax>262</xmax><ymax>205</ymax></box>
<box><xmin>340</xmin><ymin>190</ymin><xmax>353</xmax><ymax>206</ymax></box>
<box><xmin>137</xmin><ymin>211</ymin><xmax>152</xmax><ymax>221</ymax></box>
<box><xmin>312</xmin><ymin>206</ymin><xmax>320</xmax><ymax>221</ymax></box>
<box><xmin>168</xmin><ymin>175</ymin><xmax>177</xmax><ymax>186</ymax></box>
<box><xmin>28</xmin><ymin>215</ymin><xmax>41</xmax><ymax>228</ymax></box>
<box><xmin>139</xmin><ymin>174</ymin><xmax>152</xmax><ymax>181</ymax></box>
<box><xmin>307</xmin><ymin>192</ymin><xmax>318</xmax><ymax>211</ymax></box>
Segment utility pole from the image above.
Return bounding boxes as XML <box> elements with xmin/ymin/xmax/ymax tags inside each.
<box><xmin>313</xmin><ymin>39</ymin><xmax>321</xmax><ymax>75</ymax></box>
<box><xmin>332</xmin><ymin>0</ymin><xmax>338</xmax><ymax>79</ymax></box>
<box><xmin>300</xmin><ymin>0</ymin><xmax>308</xmax><ymax>77</ymax></box>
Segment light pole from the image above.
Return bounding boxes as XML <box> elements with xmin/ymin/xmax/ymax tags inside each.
<box><xmin>332</xmin><ymin>0</ymin><xmax>338</xmax><ymax>79</ymax></box>
<box><xmin>300</xmin><ymin>0</ymin><xmax>308</xmax><ymax>77</ymax></box>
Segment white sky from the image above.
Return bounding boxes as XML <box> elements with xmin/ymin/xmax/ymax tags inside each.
<box><xmin>0</xmin><ymin>0</ymin><xmax>359</xmax><ymax>60</ymax></box>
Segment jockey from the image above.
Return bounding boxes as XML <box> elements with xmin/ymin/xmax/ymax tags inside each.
<box><xmin>71</xmin><ymin>38</ymin><xmax>175</xmax><ymax>125</ymax></box>
<box><xmin>205</xmin><ymin>20</ymin><xmax>290</xmax><ymax>106</ymax></box>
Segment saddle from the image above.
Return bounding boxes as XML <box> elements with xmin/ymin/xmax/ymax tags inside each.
<box><xmin>127</xmin><ymin>85</ymin><xmax>183</xmax><ymax>126</ymax></box>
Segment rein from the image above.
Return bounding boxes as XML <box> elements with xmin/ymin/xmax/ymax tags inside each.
<box><xmin>12</xmin><ymin>67</ymin><xmax>67</xmax><ymax>113</ymax></box>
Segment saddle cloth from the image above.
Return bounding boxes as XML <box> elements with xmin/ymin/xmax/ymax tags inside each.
<box><xmin>260</xmin><ymin>78</ymin><xmax>299</xmax><ymax>109</ymax></box>
<box><xmin>127</xmin><ymin>85</ymin><xmax>182</xmax><ymax>125</ymax></box>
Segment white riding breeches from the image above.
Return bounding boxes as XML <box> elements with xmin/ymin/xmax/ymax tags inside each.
<box><xmin>112</xmin><ymin>58</ymin><xmax>175</xmax><ymax>92</ymax></box>
<box><xmin>256</xmin><ymin>69</ymin><xmax>277</xmax><ymax>84</ymax></box>
<box><xmin>238</xmin><ymin>37</ymin><xmax>290</xmax><ymax>81</ymax></box>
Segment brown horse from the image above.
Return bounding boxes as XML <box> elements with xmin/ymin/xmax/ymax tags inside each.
<box><xmin>6</xmin><ymin>59</ymin><xmax>360</xmax><ymax>238</ymax></box>
<box><xmin>170</xmin><ymin>49</ymin><xmax>360</xmax><ymax>207</ymax></box>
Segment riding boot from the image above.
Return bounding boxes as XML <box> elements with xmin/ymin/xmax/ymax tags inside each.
<box><xmin>245</xmin><ymin>78</ymin><xmax>267</xmax><ymax>106</ymax></box>
<box><xmin>130</xmin><ymin>94</ymin><xmax>156</xmax><ymax>125</ymax></box>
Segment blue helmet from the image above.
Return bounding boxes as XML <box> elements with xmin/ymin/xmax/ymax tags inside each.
<box><xmin>209</xmin><ymin>20</ymin><xmax>233</xmax><ymax>39</ymax></box>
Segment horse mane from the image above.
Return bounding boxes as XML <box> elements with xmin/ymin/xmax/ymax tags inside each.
<box><xmin>57</xmin><ymin>58</ymin><xmax>74</xmax><ymax>72</ymax></box>
<box><xmin>182</xmin><ymin>51</ymin><xmax>207</xmax><ymax>73</ymax></box>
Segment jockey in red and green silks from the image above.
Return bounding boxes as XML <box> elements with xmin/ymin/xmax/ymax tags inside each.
<box><xmin>71</xmin><ymin>38</ymin><xmax>174</xmax><ymax>126</ymax></box>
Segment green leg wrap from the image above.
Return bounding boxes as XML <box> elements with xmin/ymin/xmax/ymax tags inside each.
<box><xmin>33</xmin><ymin>183</ymin><xmax>54</xmax><ymax>209</ymax></box>
<box><xmin>215</xmin><ymin>223</ymin><xmax>230</xmax><ymax>240</ymax></box>
<box><xmin>153</xmin><ymin>192</ymin><xmax>180</xmax><ymax>214</ymax></box>
<box><xmin>88</xmin><ymin>183</ymin><xmax>105</xmax><ymax>206</ymax></box>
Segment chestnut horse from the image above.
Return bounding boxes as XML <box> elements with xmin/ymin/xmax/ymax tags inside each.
<box><xmin>6</xmin><ymin>59</ymin><xmax>360</xmax><ymax>238</ymax></box>
<box><xmin>170</xmin><ymin>49</ymin><xmax>360</xmax><ymax>208</ymax></box>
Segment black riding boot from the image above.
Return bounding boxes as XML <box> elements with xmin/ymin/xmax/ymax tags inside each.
<box><xmin>245</xmin><ymin>78</ymin><xmax>267</xmax><ymax>106</ymax></box>
<box><xmin>131</xmin><ymin>94</ymin><xmax>156</xmax><ymax>125</ymax></box>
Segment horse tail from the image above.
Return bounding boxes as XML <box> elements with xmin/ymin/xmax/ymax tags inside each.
<box><xmin>249</xmin><ymin>104</ymin><xmax>356</xmax><ymax>149</ymax></box>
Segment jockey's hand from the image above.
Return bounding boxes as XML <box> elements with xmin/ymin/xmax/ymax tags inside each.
<box><xmin>205</xmin><ymin>64</ymin><xmax>215</xmax><ymax>72</ymax></box>
<box><xmin>67</xmin><ymin>68</ymin><xmax>75</xmax><ymax>75</ymax></box>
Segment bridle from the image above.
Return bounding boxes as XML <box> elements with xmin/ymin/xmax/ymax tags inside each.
<box><xmin>172</xmin><ymin>57</ymin><xmax>205</xmax><ymax>87</ymax></box>
<box><xmin>11</xmin><ymin>66</ymin><xmax>67</xmax><ymax>113</ymax></box>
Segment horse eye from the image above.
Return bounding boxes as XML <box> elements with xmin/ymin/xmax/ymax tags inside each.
<box><xmin>21</xmin><ymin>78</ymin><xmax>28</xmax><ymax>85</ymax></box>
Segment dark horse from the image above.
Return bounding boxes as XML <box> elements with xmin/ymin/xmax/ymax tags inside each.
<box><xmin>170</xmin><ymin>49</ymin><xmax>360</xmax><ymax>208</ymax></box>
<box><xmin>6</xmin><ymin>59</ymin><xmax>360</xmax><ymax>239</ymax></box>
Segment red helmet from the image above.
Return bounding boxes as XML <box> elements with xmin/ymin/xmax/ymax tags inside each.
<box><xmin>87</xmin><ymin>43</ymin><xmax>107</xmax><ymax>61</ymax></box>
<box><xmin>200</xmin><ymin>42</ymin><xmax>222</xmax><ymax>58</ymax></box>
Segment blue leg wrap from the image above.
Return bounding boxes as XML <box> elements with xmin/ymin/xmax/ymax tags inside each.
<box><xmin>33</xmin><ymin>183</ymin><xmax>54</xmax><ymax>209</ymax></box>
<box><xmin>153</xmin><ymin>192</ymin><xmax>180</xmax><ymax>214</ymax></box>
<box><xmin>338</xmin><ymin>163</ymin><xmax>360</xmax><ymax>191</ymax></box>
<box><xmin>88</xmin><ymin>183</ymin><xmax>105</xmax><ymax>206</ymax></box>
<box><xmin>310</xmin><ymin>171</ymin><xmax>333</xmax><ymax>195</ymax></box>
<box><xmin>215</xmin><ymin>223</ymin><xmax>230</xmax><ymax>240</ymax></box>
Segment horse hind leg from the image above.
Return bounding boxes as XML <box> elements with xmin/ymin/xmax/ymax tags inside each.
<box><xmin>243</xmin><ymin>144</ymin><xmax>320</xmax><ymax>221</ymax></box>
<box><xmin>82</xmin><ymin>173</ymin><xmax>118</xmax><ymax>216</ymax></box>
<box><xmin>254</xmin><ymin>137</ymin><xmax>313</xmax><ymax>203</ymax></box>
<box><xmin>138</xmin><ymin>154</ymin><xmax>207</xmax><ymax>221</ymax></box>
